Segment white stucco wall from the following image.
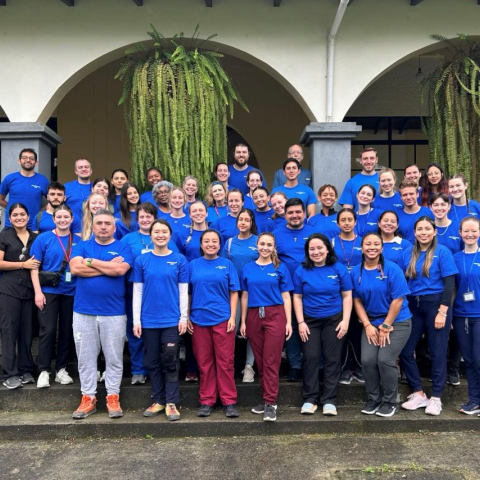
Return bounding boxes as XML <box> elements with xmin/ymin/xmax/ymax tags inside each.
<box><xmin>0</xmin><ymin>0</ymin><xmax>478</xmax><ymax>123</ymax></box>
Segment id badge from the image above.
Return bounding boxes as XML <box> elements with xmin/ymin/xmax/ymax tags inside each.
<box><xmin>65</xmin><ymin>271</ymin><xmax>72</xmax><ymax>283</ymax></box>
<box><xmin>463</xmin><ymin>291</ymin><xmax>475</xmax><ymax>302</ymax></box>
<box><xmin>141</xmin><ymin>248</ymin><xmax>152</xmax><ymax>255</ymax></box>
<box><xmin>346</xmin><ymin>266</ymin><xmax>353</xmax><ymax>272</ymax></box>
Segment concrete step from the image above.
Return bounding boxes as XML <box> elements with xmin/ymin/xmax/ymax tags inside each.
<box><xmin>0</xmin><ymin>377</ymin><xmax>470</xmax><ymax>412</ymax></box>
<box><xmin>1</xmin><ymin>406</ymin><xmax>479</xmax><ymax>441</ymax></box>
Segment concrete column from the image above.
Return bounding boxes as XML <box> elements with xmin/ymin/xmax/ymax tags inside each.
<box><xmin>0</xmin><ymin>122</ymin><xmax>62</xmax><ymax>181</ymax></box>
<box><xmin>300</xmin><ymin>122</ymin><xmax>361</xmax><ymax>196</ymax></box>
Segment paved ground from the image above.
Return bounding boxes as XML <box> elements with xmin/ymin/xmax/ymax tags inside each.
<box><xmin>0</xmin><ymin>430</ymin><xmax>477</xmax><ymax>480</ymax></box>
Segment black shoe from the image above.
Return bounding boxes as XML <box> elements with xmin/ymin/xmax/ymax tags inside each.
<box><xmin>288</xmin><ymin>368</ymin><xmax>301</xmax><ymax>382</ymax></box>
<box><xmin>224</xmin><ymin>404</ymin><xmax>240</xmax><ymax>418</ymax></box>
<box><xmin>196</xmin><ymin>405</ymin><xmax>214</xmax><ymax>417</ymax></box>
<box><xmin>263</xmin><ymin>404</ymin><xmax>277</xmax><ymax>422</ymax></box>
<box><xmin>376</xmin><ymin>402</ymin><xmax>399</xmax><ymax>417</ymax></box>
<box><xmin>251</xmin><ymin>403</ymin><xmax>265</xmax><ymax>414</ymax></box>
<box><xmin>361</xmin><ymin>399</ymin><xmax>381</xmax><ymax>415</ymax></box>
<box><xmin>447</xmin><ymin>372</ymin><xmax>460</xmax><ymax>386</ymax></box>
<box><xmin>20</xmin><ymin>372</ymin><xmax>35</xmax><ymax>384</ymax></box>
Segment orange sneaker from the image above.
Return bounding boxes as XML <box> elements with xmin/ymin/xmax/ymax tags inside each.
<box><xmin>72</xmin><ymin>395</ymin><xmax>97</xmax><ymax>419</ymax></box>
<box><xmin>106</xmin><ymin>393</ymin><xmax>123</xmax><ymax>418</ymax></box>
<box><xmin>166</xmin><ymin>403</ymin><xmax>181</xmax><ymax>421</ymax></box>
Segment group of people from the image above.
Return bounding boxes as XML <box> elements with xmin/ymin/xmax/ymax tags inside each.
<box><xmin>0</xmin><ymin>145</ymin><xmax>479</xmax><ymax>424</ymax></box>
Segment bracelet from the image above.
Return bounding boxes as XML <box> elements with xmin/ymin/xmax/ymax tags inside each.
<box><xmin>298</xmin><ymin>321</ymin><xmax>305</xmax><ymax>325</ymax></box>
<box><xmin>437</xmin><ymin>309</ymin><xmax>447</xmax><ymax>317</ymax></box>
<box><xmin>364</xmin><ymin>323</ymin><xmax>372</xmax><ymax>328</ymax></box>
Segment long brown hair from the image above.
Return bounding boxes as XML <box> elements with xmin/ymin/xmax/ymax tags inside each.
<box><xmin>406</xmin><ymin>216</ymin><xmax>437</xmax><ymax>279</ymax></box>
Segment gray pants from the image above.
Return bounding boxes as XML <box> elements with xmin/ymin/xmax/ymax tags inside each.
<box><xmin>73</xmin><ymin>312</ymin><xmax>127</xmax><ymax>396</ymax></box>
<box><xmin>361</xmin><ymin>319</ymin><xmax>411</xmax><ymax>404</ymax></box>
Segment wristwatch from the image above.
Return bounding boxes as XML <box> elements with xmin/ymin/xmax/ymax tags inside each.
<box><xmin>86</xmin><ymin>258</ymin><xmax>93</xmax><ymax>267</ymax></box>
<box><xmin>381</xmin><ymin>323</ymin><xmax>391</xmax><ymax>330</ymax></box>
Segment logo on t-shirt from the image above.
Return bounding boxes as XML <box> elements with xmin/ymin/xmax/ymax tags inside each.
<box><xmin>267</xmin><ymin>273</ymin><xmax>278</xmax><ymax>277</ymax></box>
<box><xmin>327</xmin><ymin>275</ymin><xmax>338</xmax><ymax>280</ymax></box>
<box><xmin>248</xmin><ymin>247</ymin><xmax>257</xmax><ymax>252</ymax></box>
<box><xmin>31</xmin><ymin>184</ymin><xmax>41</xmax><ymax>189</ymax></box>
<box><xmin>108</xmin><ymin>251</ymin><xmax>119</xmax><ymax>256</ymax></box>
<box><xmin>167</xmin><ymin>261</ymin><xmax>178</xmax><ymax>266</ymax></box>
<box><xmin>215</xmin><ymin>266</ymin><xmax>227</xmax><ymax>270</ymax></box>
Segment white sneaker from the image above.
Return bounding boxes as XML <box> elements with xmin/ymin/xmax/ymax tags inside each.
<box><xmin>242</xmin><ymin>364</ymin><xmax>255</xmax><ymax>383</ymax></box>
<box><xmin>55</xmin><ymin>368</ymin><xmax>73</xmax><ymax>385</ymax></box>
<box><xmin>37</xmin><ymin>371</ymin><xmax>50</xmax><ymax>389</ymax></box>
<box><xmin>425</xmin><ymin>396</ymin><xmax>442</xmax><ymax>416</ymax></box>
<box><xmin>401</xmin><ymin>392</ymin><xmax>429</xmax><ymax>410</ymax></box>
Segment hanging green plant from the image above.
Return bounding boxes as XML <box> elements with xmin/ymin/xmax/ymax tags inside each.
<box><xmin>421</xmin><ymin>34</ymin><xmax>480</xmax><ymax>198</ymax></box>
<box><xmin>115</xmin><ymin>24</ymin><xmax>248</xmax><ymax>194</ymax></box>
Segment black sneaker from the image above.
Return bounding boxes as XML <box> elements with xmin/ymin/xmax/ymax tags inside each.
<box><xmin>20</xmin><ymin>372</ymin><xmax>35</xmax><ymax>384</ymax></box>
<box><xmin>224</xmin><ymin>404</ymin><xmax>240</xmax><ymax>418</ymax></box>
<box><xmin>447</xmin><ymin>372</ymin><xmax>460</xmax><ymax>386</ymax></box>
<box><xmin>361</xmin><ymin>399</ymin><xmax>381</xmax><ymax>415</ymax></box>
<box><xmin>352</xmin><ymin>370</ymin><xmax>365</xmax><ymax>383</ymax></box>
<box><xmin>251</xmin><ymin>403</ymin><xmax>265</xmax><ymax>414</ymax></box>
<box><xmin>399</xmin><ymin>373</ymin><xmax>409</xmax><ymax>385</ymax></box>
<box><xmin>3</xmin><ymin>376</ymin><xmax>23</xmax><ymax>390</ymax></box>
<box><xmin>376</xmin><ymin>402</ymin><xmax>399</xmax><ymax>417</ymax></box>
<box><xmin>287</xmin><ymin>368</ymin><xmax>301</xmax><ymax>382</ymax></box>
<box><xmin>196</xmin><ymin>405</ymin><xmax>214</xmax><ymax>417</ymax></box>
<box><xmin>339</xmin><ymin>370</ymin><xmax>353</xmax><ymax>385</ymax></box>
<box><xmin>263</xmin><ymin>404</ymin><xmax>277</xmax><ymax>422</ymax></box>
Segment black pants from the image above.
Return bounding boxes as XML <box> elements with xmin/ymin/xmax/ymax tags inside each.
<box><xmin>301</xmin><ymin>311</ymin><xmax>346</xmax><ymax>405</ymax></box>
<box><xmin>37</xmin><ymin>293</ymin><xmax>74</xmax><ymax>372</ymax></box>
<box><xmin>0</xmin><ymin>293</ymin><xmax>34</xmax><ymax>377</ymax></box>
<box><xmin>342</xmin><ymin>310</ymin><xmax>362</xmax><ymax>372</ymax></box>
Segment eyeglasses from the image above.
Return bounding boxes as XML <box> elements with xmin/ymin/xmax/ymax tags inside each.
<box><xmin>20</xmin><ymin>156</ymin><xmax>36</xmax><ymax>161</ymax></box>
<box><xmin>19</xmin><ymin>247</ymin><xmax>27</xmax><ymax>261</ymax></box>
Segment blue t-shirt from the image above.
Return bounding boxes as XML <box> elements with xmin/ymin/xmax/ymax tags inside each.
<box><xmin>266</xmin><ymin>216</ymin><xmax>286</xmax><ymax>232</ymax></box>
<box><xmin>332</xmin><ymin>235</ymin><xmax>363</xmax><ymax>270</ymax></box>
<box><xmin>241</xmin><ymin>261</ymin><xmax>293</xmax><ymax>307</ymax></box>
<box><xmin>396</xmin><ymin>207</ymin><xmax>434</xmax><ymax>243</ymax></box>
<box><xmin>113</xmin><ymin>194</ymin><xmax>121</xmax><ymax>215</ymax></box>
<box><xmin>453</xmin><ymin>249</ymin><xmax>480</xmax><ymax>318</ymax></box>
<box><xmin>207</xmin><ymin>205</ymin><xmax>228</xmax><ymax>225</ymax></box>
<box><xmin>114</xmin><ymin>211</ymin><xmax>138</xmax><ymax>240</ymax></box>
<box><xmin>351</xmin><ymin>260</ymin><xmax>411</xmax><ymax>326</ymax></box>
<box><xmin>243</xmin><ymin>196</ymin><xmax>255</xmax><ymax>211</ymax></box>
<box><xmin>308</xmin><ymin>213</ymin><xmax>340</xmax><ymax>239</ymax></box>
<box><xmin>121</xmin><ymin>230</ymin><xmax>178</xmax><ymax>261</ymax></box>
<box><xmin>71</xmin><ymin>238</ymin><xmax>133</xmax><ymax>316</ymax></box>
<box><xmin>272</xmin><ymin>168</ymin><xmax>312</xmax><ymax>189</ymax></box>
<box><xmin>293</xmin><ymin>263</ymin><xmax>352</xmax><ymax>318</ymax></box>
<box><xmin>221</xmin><ymin>234</ymin><xmax>258</xmax><ymax>275</ymax></box>
<box><xmin>448</xmin><ymin>200</ymin><xmax>480</xmax><ymax>223</ymax></box>
<box><xmin>354</xmin><ymin>208</ymin><xmax>382</xmax><ymax>237</ymax></box>
<box><xmin>132</xmin><ymin>251</ymin><xmax>189</xmax><ymax>328</ymax></box>
<box><xmin>64</xmin><ymin>180</ymin><xmax>92</xmax><ymax>223</ymax></box>
<box><xmin>372</xmin><ymin>192</ymin><xmax>403</xmax><ymax>212</ymax></box>
<box><xmin>30</xmin><ymin>231</ymin><xmax>78</xmax><ymax>296</ymax></box>
<box><xmin>189</xmin><ymin>256</ymin><xmax>240</xmax><ymax>326</ymax></box>
<box><xmin>211</xmin><ymin>215</ymin><xmax>239</xmax><ymax>244</ymax></box>
<box><xmin>177</xmin><ymin>229</ymin><xmax>204</xmax><ymax>262</ymax></box>
<box><xmin>273</xmin><ymin>224</ymin><xmax>317</xmax><ymax>277</ymax></box>
<box><xmin>140</xmin><ymin>190</ymin><xmax>154</xmax><ymax>205</ymax></box>
<box><xmin>166</xmin><ymin>214</ymin><xmax>191</xmax><ymax>238</ymax></box>
<box><xmin>382</xmin><ymin>237</ymin><xmax>412</xmax><ymax>270</ymax></box>
<box><xmin>254</xmin><ymin>209</ymin><xmax>274</xmax><ymax>233</ymax></box>
<box><xmin>33</xmin><ymin>210</ymin><xmax>82</xmax><ymax>235</ymax></box>
<box><xmin>403</xmin><ymin>243</ymin><xmax>458</xmax><ymax>296</ymax></box>
<box><xmin>0</xmin><ymin>172</ymin><xmax>49</xmax><ymax>229</ymax></box>
<box><xmin>271</xmin><ymin>184</ymin><xmax>317</xmax><ymax>210</ymax></box>
<box><xmin>436</xmin><ymin>221</ymin><xmax>463</xmax><ymax>255</ymax></box>
<box><xmin>339</xmin><ymin>172</ymin><xmax>380</xmax><ymax>211</ymax></box>
<box><xmin>228</xmin><ymin>165</ymin><xmax>267</xmax><ymax>194</ymax></box>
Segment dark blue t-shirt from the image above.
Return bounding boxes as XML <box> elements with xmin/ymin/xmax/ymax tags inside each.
<box><xmin>453</xmin><ymin>249</ymin><xmax>480</xmax><ymax>318</ymax></box>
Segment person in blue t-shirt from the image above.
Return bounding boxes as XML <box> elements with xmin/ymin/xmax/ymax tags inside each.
<box><xmin>452</xmin><ymin>217</ymin><xmax>480</xmax><ymax>415</ymax></box>
<box><xmin>0</xmin><ymin>148</ymin><xmax>49</xmax><ymax>229</ymax></box>
<box><xmin>110</xmin><ymin>169</ymin><xmax>129</xmax><ymax>215</ymax></box>
<box><xmin>266</xmin><ymin>192</ymin><xmax>288</xmax><ymax>232</ymax></box>
<box><xmin>272</xmin><ymin>144</ymin><xmax>312</xmax><ymax>189</ymax></box>
<box><xmin>400</xmin><ymin>216</ymin><xmax>458</xmax><ymax>416</ymax></box>
<box><xmin>354</xmin><ymin>184</ymin><xmax>382</xmax><ymax>237</ymax></box>
<box><xmin>448</xmin><ymin>174</ymin><xmax>480</xmax><ymax>223</ymax></box>
<box><xmin>30</xmin><ymin>205</ymin><xmax>78</xmax><ymax>389</ymax></box>
<box><xmin>308</xmin><ymin>184</ymin><xmax>340</xmax><ymax>239</ymax></box>
<box><xmin>430</xmin><ymin>193</ymin><xmax>462</xmax><ymax>254</ymax></box>
<box><xmin>273</xmin><ymin>198</ymin><xmax>317</xmax><ymax>382</ymax></box>
<box><xmin>177</xmin><ymin>201</ymin><xmax>209</xmax><ymax>263</ymax></box>
<box><xmin>252</xmin><ymin>187</ymin><xmax>274</xmax><ymax>233</ymax></box>
<box><xmin>214</xmin><ymin>163</ymin><xmax>232</xmax><ymax>193</ymax></box>
<box><xmin>91</xmin><ymin>177</ymin><xmax>111</xmax><ymax>200</ymax></box>
<box><xmin>293</xmin><ymin>233</ymin><xmax>352</xmax><ymax>416</ymax></box>
<box><xmin>167</xmin><ymin>187</ymin><xmax>191</xmax><ymax>238</ymax></box>
<box><xmin>243</xmin><ymin>170</ymin><xmax>262</xmax><ymax>211</ymax></box>
<box><xmin>377</xmin><ymin>210</ymin><xmax>412</xmax><ymax>269</ymax></box>
<box><xmin>211</xmin><ymin>189</ymin><xmax>243</xmax><ymax>243</ymax></box>
<box><xmin>80</xmin><ymin>192</ymin><xmax>110</xmax><ymax>240</ymax></box>
<box><xmin>69</xmin><ymin>209</ymin><xmax>133</xmax><ymax>420</ymax></box>
<box><xmin>339</xmin><ymin>147</ymin><xmax>380</xmax><ymax>211</ymax></box>
<box><xmin>114</xmin><ymin>182</ymin><xmax>140</xmax><ymax>240</ymax></box>
<box><xmin>228</xmin><ymin>143</ymin><xmax>267</xmax><ymax>195</ymax></box>
<box><xmin>271</xmin><ymin>158</ymin><xmax>317</xmax><ymax>218</ymax></box>
<box><xmin>372</xmin><ymin>168</ymin><xmax>403</xmax><ymax>213</ymax></box>
<box><xmin>206</xmin><ymin>181</ymin><xmax>229</xmax><ymax>225</ymax></box>
<box><xmin>397</xmin><ymin>180</ymin><xmax>434</xmax><ymax>243</ymax></box>
<box><xmin>352</xmin><ymin>233</ymin><xmax>412</xmax><ymax>418</ymax></box>
<box><xmin>132</xmin><ymin>219</ymin><xmax>189</xmax><ymax>421</ymax></box>
<box><xmin>188</xmin><ymin>229</ymin><xmax>241</xmax><ymax>418</ymax></box>
<box><xmin>151</xmin><ymin>180</ymin><xmax>173</xmax><ymax>220</ymax></box>
<box><xmin>64</xmin><ymin>159</ymin><xmax>93</xmax><ymax>223</ymax></box>
<box><xmin>182</xmin><ymin>175</ymin><xmax>200</xmax><ymax>214</ymax></box>
<box><xmin>139</xmin><ymin>167</ymin><xmax>163</xmax><ymax>205</ymax></box>
<box><xmin>240</xmin><ymin>232</ymin><xmax>293</xmax><ymax>422</ymax></box>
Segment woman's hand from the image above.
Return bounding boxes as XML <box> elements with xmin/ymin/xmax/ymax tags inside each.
<box><xmin>298</xmin><ymin>322</ymin><xmax>310</xmax><ymax>342</ymax></box>
<box><xmin>378</xmin><ymin>330</ymin><xmax>391</xmax><ymax>348</ymax></box>
<box><xmin>335</xmin><ymin>319</ymin><xmax>349</xmax><ymax>340</ymax></box>
<box><xmin>285</xmin><ymin>323</ymin><xmax>293</xmax><ymax>341</ymax></box>
<box><xmin>35</xmin><ymin>292</ymin><xmax>46</xmax><ymax>311</ymax></box>
<box><xmin>434</xmin><ymin>312</ymin><xmax>447</xmax><ymax>329</ymax></box>
<box><xmin>240</xmin><ymin>322</ymin><xmax>247</xmax><ymax>338</ymax></box>
<box><xmin>226</xmin><ymin>317</ymin><xmax>236</xmax><ymax>333</ymax></box>
<box><xmin>178</xmin><ymin>321</ymin><xmax>187</xmax><ymax>335</ymax></box>
<box><xmin>23</xmin><ymin>256</ymin><xmax>41</xmax><ymax>270</ymax></box>
<box><xmin>365</xmin><ymin>324</ymin><xmax>379</xmax><ymax>346</ymax></box>
<box><xmin>187</xmin><ymin>319</ymin><xmax>194</xmax><ymax>335</ymax></box>
<box><xmin>133</xmin><ymin>325</ymin><xmax>142</xmax><ymax>338</ymax></box>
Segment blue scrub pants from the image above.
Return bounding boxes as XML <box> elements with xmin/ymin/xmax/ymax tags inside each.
<box><xmin>286</xmin><ymin>305</ymin><xmax>302</xmax><ymax>370</ymax></box>
<box><xmin>453</xmin><ymin>316</ymin><xmax>480</xmax><ymax>405</ymax></box>
<box><xmin>400</xmin><ymin>294</ymin><xmax>451</xmax><ymax>397</ymax></box>
<box><xmin>125</xmin><ymin>289</ymin><xmax>148</xmax><ymax>376</ymax></box>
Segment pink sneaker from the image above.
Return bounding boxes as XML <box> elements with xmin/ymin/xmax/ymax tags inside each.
<box><xmin>401</xmin><ymin>392</ymin><xmax>429</xmax><ymax>410</ymax></box>
<box><xmin>425</xmin><ymin>396</ymin><xmax>442</xmax><ymax>416</ymax></box>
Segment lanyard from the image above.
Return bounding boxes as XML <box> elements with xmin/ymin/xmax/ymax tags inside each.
<box><xmin>214</xmin><ymin>204</ymin><xmax>229</xmax><ymax>219</ymax></box>
<box><xmin>462</xmin><ymin>247</ymin><xmax>480</xmax><ymax>292</ymax></box>
<box><xmin>54</xmin><ymin>230</ymin><xmax>73</xmax><ymax>262</ymax></box>
<box><xmin>138</xmin><ymin>231</ymin><xmax>153</xmax><ymax>250</ymax></box>
<box><xmin>338</xmin><ymin>235</ymin><xmax>357</xmax><ymax>268</ymax></box>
